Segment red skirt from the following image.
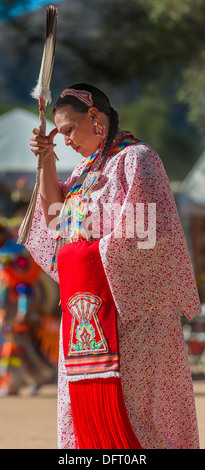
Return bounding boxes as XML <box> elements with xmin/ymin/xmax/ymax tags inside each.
<box><xmin>57</xmin><ymin>240</ymin><xmax>142</xmax><ymax>449</ymax></box>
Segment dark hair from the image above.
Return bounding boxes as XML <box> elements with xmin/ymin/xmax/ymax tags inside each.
<box><xmin>53</xmin><ymin>83</ymin><xmax>119</xmax><ymax>158</ymax></box>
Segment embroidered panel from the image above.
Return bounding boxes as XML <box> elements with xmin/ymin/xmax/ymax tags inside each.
<box><xmin>67</xmin><ymin>292</ymin><xmax>108</xmax><ymax>355</ymax></box>
<box><xmin>64</xmin><ymin>290</ymin><xmax>120</xmax><ymax>381</ymax></box>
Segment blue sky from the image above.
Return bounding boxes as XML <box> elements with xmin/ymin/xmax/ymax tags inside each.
<box><xmin>0</xmin><ymin>0</ymin><xmax>62</xmax><ymax>22</ymax></box>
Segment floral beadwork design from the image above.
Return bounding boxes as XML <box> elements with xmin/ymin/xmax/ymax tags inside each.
<box><xmin>67</xmin><ymin>292</ymin><xmax>108</xmax><ymax>355</ymax></box>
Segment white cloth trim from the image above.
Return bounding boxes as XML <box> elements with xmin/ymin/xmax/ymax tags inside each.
<box><xmin>66</xmin><ymin>371</ymin><xmax>120</xmax><ymax>382</ymax></box>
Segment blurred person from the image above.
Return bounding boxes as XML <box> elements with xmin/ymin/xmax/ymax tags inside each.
<box><xmin>11</xmin><ymin>177</ymin><xmax>30</xmax><ymax>204</ymax></box>
<box><xmin>27</xmin><ymin>83</ymin><xmax>201</xmax><ymax>449</ymax></box>
<box><xmin>0</xmin><ymin>224</ymin><xmax>55</xmax><ymax>395</ymax></box>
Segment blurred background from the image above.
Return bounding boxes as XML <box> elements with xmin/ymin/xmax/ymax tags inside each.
<box><xmin>1</xmin><ymin>0</ymin><xmax>205</xmax><ymax>396</ymax></box>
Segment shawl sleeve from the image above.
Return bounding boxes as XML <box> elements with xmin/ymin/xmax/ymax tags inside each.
<box><xmin>99</xmin><ymin>143</ymin><xmax>201</xmax><ymax>321</ymax></box>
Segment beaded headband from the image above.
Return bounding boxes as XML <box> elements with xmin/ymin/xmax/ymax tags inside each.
<box><xmin>60</xmin><ymin>88</ymin><xmax>93</xmax><ymax>107</ymax></box>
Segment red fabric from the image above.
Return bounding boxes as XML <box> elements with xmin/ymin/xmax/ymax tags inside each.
<box><xmin>57</xmin><ymin>240</ymin><xmax>142</xmax><ymax>449</ymax></box>
<box><xmin>57</xmin><ymin>240</ymin><xmax>118</xmax><ymax>363</ymax></box>
<box><xmin>69</xmin><ymin>378</ymin><xmax>142</xmax><ymax>449</ymax></box>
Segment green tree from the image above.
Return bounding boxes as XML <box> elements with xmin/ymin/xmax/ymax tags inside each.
<box><xmin>118</xmin><ymin>83</ymin><xmax>201</xmax><ymax>180</ymax></box>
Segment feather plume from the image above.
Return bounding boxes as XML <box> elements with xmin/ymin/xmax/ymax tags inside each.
<box><xmin>31</xmin><ymin>5</ymin><xmax>57</xmax><ymax>104</ymax></box>
<box><xmin>17</xmin><ymin>5</ymin><xmax>58</xmax><ymax>245</ymax></box>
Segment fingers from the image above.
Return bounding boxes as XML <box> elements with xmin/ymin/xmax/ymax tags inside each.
<box><xmin>32</xmin><ymin>128</ymin><xmax>44</xmax><ymax>136</ymax></box>
<box><xmin>30</xmin><ymin>128</ymin><xmax>48</xmax><ymax>155</ymax></box>
<box><xmin>30</xmin><ymin>127</ymin><xmax>58</xmax><ymax>156</ymax></box>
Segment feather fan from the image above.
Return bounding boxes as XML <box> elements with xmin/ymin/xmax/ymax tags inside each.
<box><xmin>17</xmin><ymin>5</ymin><xmax>58</xmax><ymax>245</ymax></box>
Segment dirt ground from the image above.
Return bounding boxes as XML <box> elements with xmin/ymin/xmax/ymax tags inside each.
<box><xmin>0</xmin><ymin>384</ymin><xmax>58</xmax><ymax>449</ymax></box>
<box><xmin>0</xmin><ymin>380</ymin><xmax>204</xmax><ymax>449</ymax></box>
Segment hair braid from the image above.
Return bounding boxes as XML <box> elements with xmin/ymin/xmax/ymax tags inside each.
<box><xmin>102</xmin><ymin>107</ymin><xmax>119</xmax><ymax>158</ymax></box>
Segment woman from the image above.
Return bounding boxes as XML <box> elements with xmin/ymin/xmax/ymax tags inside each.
<box><xmin>28</xmin><ymin>83</ymin><xmax>201</xmax><ymax>449</ymax></box>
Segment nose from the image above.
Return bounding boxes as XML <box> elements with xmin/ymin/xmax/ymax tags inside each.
<box><xmin>64</xmin><ymin>136</ymin><xmax>72</xmax><ymax>146</ymax></box>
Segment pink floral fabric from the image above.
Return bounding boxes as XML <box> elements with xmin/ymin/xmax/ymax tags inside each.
<box><xmin>24</xmin><ymin>134</ymin><xmax>201</xmax><ymax>449</ymax></box>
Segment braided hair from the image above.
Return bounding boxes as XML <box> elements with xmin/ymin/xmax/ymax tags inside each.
<box><xmin>52</xmin><ymin>83</ymin><xmax>119</xmax><ymax>158</ymax></box>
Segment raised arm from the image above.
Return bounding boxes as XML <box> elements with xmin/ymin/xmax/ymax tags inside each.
<box><xmin>30</xmin><ymin>127</ymin><xmax>64</xmax><ymax>227</ymax></box>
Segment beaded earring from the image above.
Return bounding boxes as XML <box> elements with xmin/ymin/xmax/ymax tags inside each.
<box><xmin>93</xmin><ymin>119</ymin><xmax>105</xmax><ymax>137</ymax></box>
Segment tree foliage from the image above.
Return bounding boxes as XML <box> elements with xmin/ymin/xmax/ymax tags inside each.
<box><xmin>1</xmin><ymin>0</ymin><xmax>205</xmax><ymax>178</ymax></box>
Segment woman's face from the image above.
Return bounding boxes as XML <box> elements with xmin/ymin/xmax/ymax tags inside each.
<box><xmin>53</xmin><ymin>104</ymin><xmax>104</xmax><ymax>158</ymax></box>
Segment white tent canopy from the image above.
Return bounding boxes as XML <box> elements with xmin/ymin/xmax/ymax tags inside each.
<box><xmin>180</xmin><ymin>149</ymin><xmax>205</xmax><ymax>204</ymax></box>
<box><xmin>0</xmin><ymin>108</ymin><xmax>82</xmax><ymax>172</ymax></box>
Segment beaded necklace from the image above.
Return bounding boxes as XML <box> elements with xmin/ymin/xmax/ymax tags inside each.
<box><xmin>50</xmin><ymin>131</ymin><xmax>140</xmax><ymax>272</ymax></box>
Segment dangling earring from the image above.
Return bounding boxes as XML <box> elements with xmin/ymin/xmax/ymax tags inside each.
<box><xmin>93</xmin><ymin>119</ymin><xmax>105</xmax><ymax>137</ymax></box>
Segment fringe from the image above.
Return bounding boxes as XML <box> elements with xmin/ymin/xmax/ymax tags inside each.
<box><xmin>69</xmin><ymin>377</ymin><xmax>142</xmax><ymax>449</ymax></box>
<box><xmin>17</xmin><ymin>180</ymin><xmax>41</xmax><ymax>245</ymax></box>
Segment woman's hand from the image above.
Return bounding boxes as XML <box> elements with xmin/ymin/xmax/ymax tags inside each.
<box><xmin>31</xmin><ymin>127</ymin><xmax>63</xmax><ymax>226</ymax></box>
<box><xmin>30</xmin><ymin>128</ymin><xmax>58</xmax><ymax>157</ymax></box>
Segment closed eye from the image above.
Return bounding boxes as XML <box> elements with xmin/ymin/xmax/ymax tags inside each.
<box><xmin>59</xmin><ymin>125</ymin><xmax>72</xmax><ymax>135</ymax></box>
